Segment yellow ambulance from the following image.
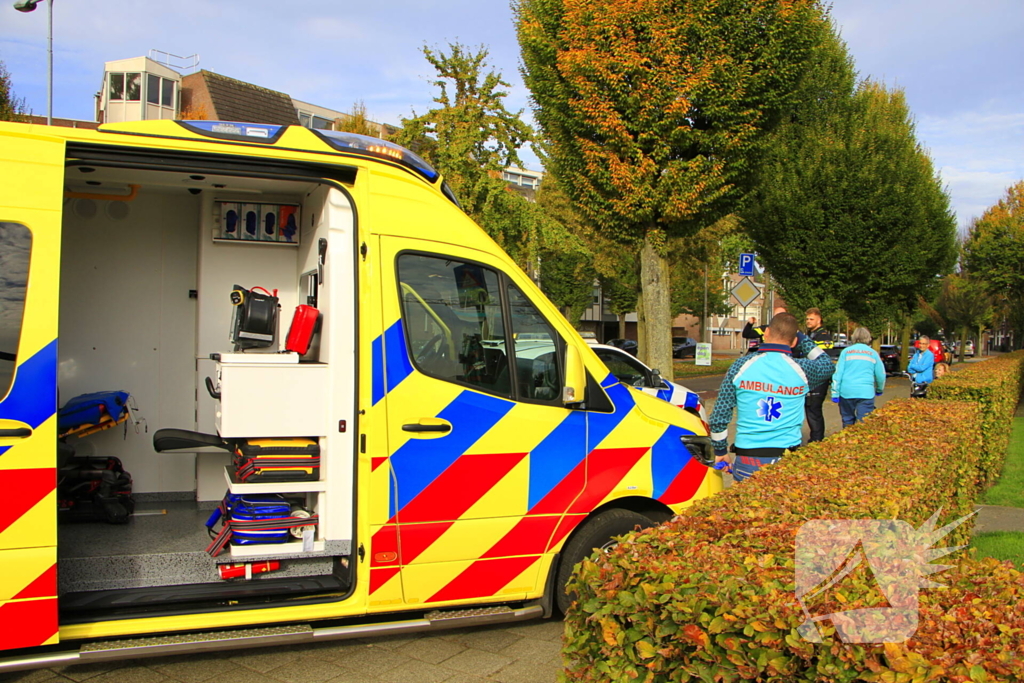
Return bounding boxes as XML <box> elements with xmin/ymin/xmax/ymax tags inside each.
<box><xmin>0</xmin><ymin>119</ymin><xmax>721</xmax><ymax>672</ymax></box>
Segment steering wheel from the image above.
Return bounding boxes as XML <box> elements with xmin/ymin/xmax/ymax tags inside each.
<box><xmin>417</xmin><ymin>333</ymin><xmax>449</xmax><ymax>365</ymax></box>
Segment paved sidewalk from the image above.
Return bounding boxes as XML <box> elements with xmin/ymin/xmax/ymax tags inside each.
<box><xmin>975</xmin><ymin>505</ymin><xmax>1024</xmax><ymax>533</ymax></box>
<box><xmin>0</xmin><ymin>620</ymin><xmax>566</xmax><ymax>683</ymax></box>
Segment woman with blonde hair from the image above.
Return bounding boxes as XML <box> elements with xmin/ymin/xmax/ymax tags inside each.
<box><xmin>830</xmin><ymin>327</ymin><xmax>886</xmax><ymax>427</ymax></box>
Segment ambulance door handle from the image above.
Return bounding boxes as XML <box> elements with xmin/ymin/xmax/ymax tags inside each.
<box><xmin>402</xmin><ymin>422</ymin><xmax>451</xmax><ymax>433</ymax></box>
<box><xmin>0</xmin><ymin>420</ymin><xmax>33</xmax><ymax>441</ymax></box>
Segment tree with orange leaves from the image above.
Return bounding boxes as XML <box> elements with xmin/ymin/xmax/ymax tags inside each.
<box><xmin>964</xmin><ymin>181</ymin><xmax>1024</xmax><ymax>348</ymax></box>
<box><xmin>516</xmin><ymin>0</ymin><xmax>825</xmax><ymax>370</ymax></box>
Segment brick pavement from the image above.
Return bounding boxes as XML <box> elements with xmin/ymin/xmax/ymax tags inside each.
<box><xmin>0</xmin><ymin>620</ymin><xmax>566</xmax><ymax>683</ymax></box>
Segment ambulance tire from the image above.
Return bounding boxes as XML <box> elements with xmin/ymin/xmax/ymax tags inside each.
<box><xmin>555</xmin><ymin>509</ymin><xmax>655</xmax><ymax>616</ymax></box>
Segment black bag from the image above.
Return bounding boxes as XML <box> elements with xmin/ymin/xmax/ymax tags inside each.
<box><xmin>57</xmin><ymin>456</ymin><xmax>135</xmax><ymax>524</ymax></box>
<box><xmin>233</xmin><ymin>438</ymin><xmax>320</xmax><ymax>483</ymax></box>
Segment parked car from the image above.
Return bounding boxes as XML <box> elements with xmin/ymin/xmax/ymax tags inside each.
<box><xmin>579</xmin><ymin>331</ymin><xmax>600</xmax><ymax>346</ymax></box>
<box><xmin>606</xmin><ymin>338</ymin><xmax>639</xmax><ymax>356</ymax></box>
<box><xmin>593</xmin><ymin>344</ymin><xmax>707</xmax><ymax>422</ymax></box>
<box><xmin>672</xmin><ymin>336</ymin><xmax>698</xmax><ymax>359</ymax></box>
<box><xmin>953</xmin><ymin>340</ymin><xmax>975</xmax><ymax>358</ymax></box>
<box><xmin>879</xmin><ymin>345</ymin><xmax>901</xmax><ymax>374</ymax></box>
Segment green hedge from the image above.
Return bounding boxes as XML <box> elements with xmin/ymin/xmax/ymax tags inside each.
<box><xmin>930</xmin><ymin>350</ymin><xmax>1024</xmax><ymax>488</ymax></box>
<box><xmin>561</xmin><ymin>397</ymin><xmax>1024</xmax><ymax>682</ymax></box>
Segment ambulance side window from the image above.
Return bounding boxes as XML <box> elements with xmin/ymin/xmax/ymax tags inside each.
<box><xmin>397</xmin><ymin>253</ymin><xmax>511</xmax><ymax>398</ymax></box>
<box><xmin>0</xmin><ymin>223</ymin><xmax>31</xmax><ymax>398</ymax></box>
<box><xmin>506</xmin><ymin>283</ymin><xmax>561</xmax><ymax>403</ymax></box>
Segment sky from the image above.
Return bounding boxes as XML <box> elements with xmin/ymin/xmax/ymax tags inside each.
<box><xmin>1</xmin><ymin>0</ymin><xmax>1021</xmax><ymax>230</ymax></box>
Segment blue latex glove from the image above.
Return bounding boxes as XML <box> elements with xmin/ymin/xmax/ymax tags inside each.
<box><xmin>876</xmin><ymin>391</ymin><xmax>884</xmax><ymax>396</ymax></box>
<box><xmin>832</xmin><ymin>397</ymin><xmax>840</xmax><ymax>403</ymax></box>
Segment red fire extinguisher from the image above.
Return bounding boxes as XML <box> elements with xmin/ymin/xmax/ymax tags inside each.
<box><xmin>218</xmin><ymin>561</ymin><xmax>280</xmax><ymax>580</ymax></box>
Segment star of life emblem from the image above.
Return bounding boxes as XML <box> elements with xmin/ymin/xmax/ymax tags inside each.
<box><xmin>757</xmin><ymin>396</ymin><xmax>782</xmax><ymax>422</ymax></box>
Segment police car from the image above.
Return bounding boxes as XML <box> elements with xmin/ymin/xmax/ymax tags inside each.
<box><xmin>592</xmin><ymin>344</ymin><xmax>707</xmax><ymax>422</ymax></box>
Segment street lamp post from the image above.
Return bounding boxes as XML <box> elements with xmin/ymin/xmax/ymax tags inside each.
<box><xmin>13</xmin><ymin>0</ymin><xmax>52</xmax><ymax>126</ymax></box>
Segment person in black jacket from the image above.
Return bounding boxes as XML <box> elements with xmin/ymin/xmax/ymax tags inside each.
<box><xmin>742</xmin><ymin>307</ymin><xmax>787</xmax><ymax>354</ymax></box>
<box><xmin>741</xmin><ymin>316</ymin><xmax>765</xmax><ymax>353</ymax></box>
<box><xmin>803</xmin><ymin>308</ymin><xmax>833</xmax><ymax>442</ymax></box>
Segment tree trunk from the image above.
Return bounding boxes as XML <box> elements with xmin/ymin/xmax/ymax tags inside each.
<box><xmin>640</xmin><ymin>233</ymin><xmax>673</xmax><ymax>375</ymax></box>
<box><xmin>636</xmin><ymin>292</ymin><xmax>647</xmax><ymax>363</ymax></box>
<box><xmin>959</xmin><ymin>325</ymin><xmax>968</xmax><ymax>363</ymax></box>
<box><xmin>618</xmin><ymin>313</ymin><xmax>626</xmax><ymax>340</ymax></box>
<box><xmin>900</xmin><ymin>316</ymin><xmax>913</xmax><ymax>372</ymax></box>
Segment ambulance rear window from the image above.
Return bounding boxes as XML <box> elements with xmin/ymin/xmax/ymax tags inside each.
<box><xmin>0</xmin><ymin>223</ymin><xmax>31</xmax><ymax>398</ymax></box>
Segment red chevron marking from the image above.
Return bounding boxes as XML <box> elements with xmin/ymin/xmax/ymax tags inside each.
<box><xmin>398</xmin><ymin>452</ymin><xmax>527</xmax><ymax>524</ymax></box>
<box><xmin>656</xmin><ymin>456</ymin><xmax>707</xmax><ymax>505</ymax></box>
<box><xmin>0</xmin><ymin>598</ymin><xmax>57</xmax><ymax>650</ymax></box>
<box><xmin>370</xmin><ymin>525</ymin><xmax>399</xmax><ymax>566</ymax></box>
<box><xmin>397</xmin><ymin>521</ymin><xmax>455</xmax><ymax>564</ymax></box>
<box><xmin>481</xmin><ymin>515</ymin><xmax>561</xmax><ymax>559</ymax></box>
<box><xmin>369</xmin><ymin>566</ymin><xmax>401</xmax><ymax>595</ymax></box>
<box><xmin>0</xmin><ymin>468</ymin><xmax>54</xmax><ymax>535</ymax></box>
<box><xmin>547</xmin><ymin>513</ymin><xmax>587</xmax><ymax>551</ymax></box>
<box><xmin>568</xmin><ymin>447</ymin><xmax>649</xmax><ymax>514</ymax></box>
<box><xmin>427</xmin><ymin>556</ymin><xmax>539</xmax><ymax>604</ymax></box>
<box><xmin>371</xmin><ymin>457</ymin><xmax>388</xmax><ymax>472</ymax></box>
<box><xmin>527</xmin><ymin>458</ymin><xmax>586</xmax><ymax>515</ymax></box>
<box><xmin>12</xmin><ymin>565</ymin><xmax>56</xmax><ymax>601</ymax></box>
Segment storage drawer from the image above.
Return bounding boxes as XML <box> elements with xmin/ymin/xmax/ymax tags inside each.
<box><xmin>215</xmin><ymin>362</ymin><xmax>329</xmax><ymax>437</ymax></box>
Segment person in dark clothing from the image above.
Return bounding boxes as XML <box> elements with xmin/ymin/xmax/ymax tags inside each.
<box><xmin>741</xmin><ymin>316</ymin><xmax>766</xmax><ymax>353</ymax></box>
<box><xmin>741</xmin><ymin>307</ymin><xmax>786</xmax><ymax>354</ymax></box>
<box><xmin>803</xmin><ymin>308</ymin><xmax>833</xmax><ymax>442</ymax></box>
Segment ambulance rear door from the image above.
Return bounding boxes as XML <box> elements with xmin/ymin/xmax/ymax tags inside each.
<box><xmin>0</xmin><ymin>126</ymin><xmax>64</xmax><ymax>651</ymax></box>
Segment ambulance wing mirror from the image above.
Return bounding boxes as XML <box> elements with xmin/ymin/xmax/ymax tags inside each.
<box><xmin>563</xmin><ymin>344</ymin><xmax>586</xmax><ymax>405</ymax></box>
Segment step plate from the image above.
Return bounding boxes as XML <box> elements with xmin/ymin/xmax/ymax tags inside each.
<box><xmin>426</xmin><ymin>606</ymin><xmax>515</xmax><ymax>622</ymax></box>
<box><xmin>80</xmin><ymin>624</ymin><xmax>313</xmax><ymax>659</ymax></box>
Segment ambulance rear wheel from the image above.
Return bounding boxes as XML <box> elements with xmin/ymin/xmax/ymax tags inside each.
<box><xmin>555</xmin><ymin>509</ymin><xmax>655</xmax><ymax>616</ymax></box>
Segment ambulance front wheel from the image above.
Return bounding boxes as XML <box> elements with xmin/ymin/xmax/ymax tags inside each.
<box><xmin>555</xmin><ymin>508</ymin><xmax>655</xmax><ymax>615</ymax></box>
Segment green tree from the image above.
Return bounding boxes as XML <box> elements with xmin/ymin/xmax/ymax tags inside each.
<box><xmin>394</xmin><ymin>43</ymin><xmax>537</xmax><ymax>268</ymax></box>
<box><xmin>334</xmin><ymin>101</ymin><xmax>386</xmax><ymax>138</ymax></box>
<box><xmin>669</xmin><ymin>216</ymin><xmax>738</xmax><ymax>337</ymax></box>
<box><xmin>934</xmin><ymin>274</ymin><xmax>994</xmax><ymax>362</ymax></box>
<box><xmin>0</xmin><ymin>58</ymin><xmax>28</xmax><ymax>122</ymax></box>
<box><xmin>963</xmin><ymin>181</ymin><xmax>1024</xmax><ymax>348</ymax></box>
<box><xmin>744</xmin><ymin>26</ymin><xmax>957</xmax><ymax>337</ymax></box>
<box><xmin>516</xmin><ymin>0</ymin><xmax>825</xmax><ymax>370</ymax></box>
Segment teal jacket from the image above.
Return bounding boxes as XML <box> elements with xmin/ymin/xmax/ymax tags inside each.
<box><xmin>831</xmin><ymin>343</ymin><xmax>885</xmax><ymax>399</ymax></box>
<box><xmin>710</xmin><ymin>333</ymin><xmax>835</xmax><ymax>453</ymax></box>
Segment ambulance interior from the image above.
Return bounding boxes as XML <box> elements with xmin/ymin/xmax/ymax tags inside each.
<box><xmin>55</xmin><ymin>162</ymin><xmax>356</xmax><ymax>619</ymax></box>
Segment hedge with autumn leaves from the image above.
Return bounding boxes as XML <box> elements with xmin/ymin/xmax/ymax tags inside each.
<box><xmin>562</xmin><ymin>353</ymin><xmax>1024</xmax><ymax>682</ymax></box>
<box><xmin>930</xmin><ymin>350</ymin><xmax>1024</xmax><ymax>488</ymax></box>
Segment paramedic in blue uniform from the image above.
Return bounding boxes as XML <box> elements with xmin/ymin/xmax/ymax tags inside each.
<box><xmin>830</xmin><ymin>326</ymin><xmax>885</xmax><ymax>426</ymax></box>
<box><xmin>710</xmin><ymin>312</ymin><xmax>835</xmax><ymax>481</ymax></box>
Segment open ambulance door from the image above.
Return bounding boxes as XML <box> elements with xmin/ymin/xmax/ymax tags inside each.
<box><xmin>0</xmin><ymin>127</ymin><xmax>64</xmax><ymax>651</ymax></box>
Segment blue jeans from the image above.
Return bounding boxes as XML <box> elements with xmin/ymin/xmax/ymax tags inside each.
<box><xmin>839</xmin><ymin>397</ymin><xmax>876</xmax><ymax>427</ymax></box>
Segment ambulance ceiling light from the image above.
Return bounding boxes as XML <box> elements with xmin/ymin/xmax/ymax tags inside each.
<box><xmin>315</xmin><ymin>130</ymin><xmax>440</xmax><ymax>183</ymax></box>
<box><xmin>178</xmin><ymin>120</ymin><xmax>285</xmax><ymax>143</ymax></box>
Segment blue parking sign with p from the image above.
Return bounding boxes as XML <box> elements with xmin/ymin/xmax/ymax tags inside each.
<box><xmin>739</xmin><ymin>253</ymin><xmax>755</xmax><ymax>276</ymax></box>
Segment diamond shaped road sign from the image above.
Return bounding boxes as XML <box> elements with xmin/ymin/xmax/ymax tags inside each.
<box><xmin>731</xmin><ymin>277</ymin><xmax>760</xmax><ymax>307</ymax></box>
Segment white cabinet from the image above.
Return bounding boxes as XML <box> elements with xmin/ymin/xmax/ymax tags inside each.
<box><xmin>213</xmin><ymin>354</ymin><xmax>329</xmax><ymax>438</ymax></box>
